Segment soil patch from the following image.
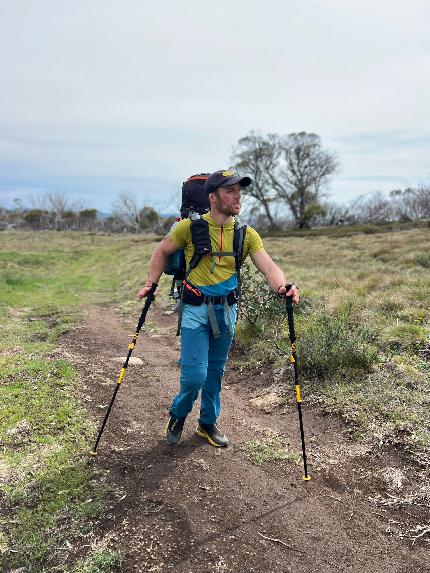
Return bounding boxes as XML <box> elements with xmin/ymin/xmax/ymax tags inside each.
<box><xmin>62</xmin><ymin>305</ymin><xmax>430</xmax><ymax>573</ymax></box>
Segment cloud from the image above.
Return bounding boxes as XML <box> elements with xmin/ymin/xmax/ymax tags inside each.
<box><xmin>1</xmin><ymin>1</ymin><xmax>429</xmax><ymax>210</ymax></box>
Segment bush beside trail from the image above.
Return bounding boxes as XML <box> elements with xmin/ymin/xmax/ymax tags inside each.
<box><xmin>237</xmin><ymin>263</ymin><xmax>378</xmax><ymax>382</ymax></box>
<box><xmin>235</xmin><ymin>228</ymin><xmax>430</xmax><ymax>462</ymax></box>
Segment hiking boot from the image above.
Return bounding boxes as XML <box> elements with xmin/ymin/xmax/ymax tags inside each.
<box><xmin>195</xmin><ymin>423</ymin><xmax>229</xmax><ymax>448</ymax></box>
<box><xmin>165</xmin><ymin>416</ymin><xmax>186</xmax><ymax>445</ymax></box>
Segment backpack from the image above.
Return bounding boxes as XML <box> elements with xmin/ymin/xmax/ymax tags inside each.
<box><xmin>164</xmin><ymin>174</ymin><xmax>210</xmax><ymax>280</ymax></box>
<box><xmin>180</xmin><ymin>174</ymin><xmax>211</xmax><ymax>219</ymax></box>
<box><xmin>164</xmin><ymin>173</ymin><xmax>247</xmax><ymax>299</ymax></box>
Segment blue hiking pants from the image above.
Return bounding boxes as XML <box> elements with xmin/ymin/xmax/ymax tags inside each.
<box><xmin>169</xmin><ymin>303</ymin><xmax>237</xmax><ymax>426</ymax></box>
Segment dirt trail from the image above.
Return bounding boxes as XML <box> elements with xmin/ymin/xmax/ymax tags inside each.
<box><xmin>63</xmin><ymin>305</ymin><xmax>430</xmax><ymax>573</ymax></box>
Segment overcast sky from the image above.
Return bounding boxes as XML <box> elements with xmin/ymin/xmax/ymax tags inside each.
<box><xmin>1</xmin><ymin>0</ymin><xmax>429</xmax><ymax>212</ymax></box>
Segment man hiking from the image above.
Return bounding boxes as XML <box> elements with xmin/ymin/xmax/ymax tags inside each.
<box><xmin>137</xmin><ymin>170</ymin><xmax>299</xmax><ymax>448</ymax></box>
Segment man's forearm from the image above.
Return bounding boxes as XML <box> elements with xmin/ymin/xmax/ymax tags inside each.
<box><xmin>251</xmin><ymin>251</ymin><xmax>289</xmax><ymax>292</ymax></box>
<box><xmin>264</xmin><ymin>263</ymin><xmax>287</xmax><ymax>292</ymax></box>
<box><xmin>144</xmin><ymin>247</ymin><xmax>168</xmax><ymax>287</ymax></box>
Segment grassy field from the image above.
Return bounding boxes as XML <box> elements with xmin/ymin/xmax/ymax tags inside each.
<box><xmin>0</xmin><ymin>227</ymin><xmax>429</xmax><ymax>571</ymax></box>
<box><xmin>0</xmin><ymin>233</ymin><xmax>157</xmax><ymax>572</ymax></box>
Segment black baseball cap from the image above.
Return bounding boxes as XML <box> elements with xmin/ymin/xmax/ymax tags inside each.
<box><xmin>204</xmin><ymin>170</ymin><xmax>252</xmax><ymax>195</ymax></box>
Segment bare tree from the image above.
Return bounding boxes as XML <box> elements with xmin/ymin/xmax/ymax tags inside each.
<box><xmin>113</xmin><ymin>192</ymin><xmax>166</xmax><ymax>233</ymax></box>
<box><xmin>314</xmin><ymin>196</ymin><xmax>367</xmax><ymax>226</ymax></box>
<box><xmin>30</xmin><ymin>194</ymin><xmax>48</xmax><ymax>210</ymax></box>
<box><xmin>390</xmin><ymin>186</ymin><xmax>430</xmax><ymax>221</ymax></box>
<box><xmin>232</xmin><ymin>131</ymin><xmax>339</xmax><ymax>229</ymax></box>
<box><xmin>113</xmin><ymin>191</ymin><xmax>141</xmax><ymax>232</ymax></box>
<box><xmin>42</xmin><ymin>192</ymin><xmax>85</xmax><ymax>230</ymax></box>
<box><xmin>271</xmin><ymin>132</ymin><xmax>338</xmax><ymax>228</ymax></box>
<box><xmin>347</xmin><ymin>192</ymin><xmax>394</xmax><ymax>224</ymax></box>
<box><xmin>159</xmin><ymin>188</ymin><xmax>181</xmax><ymax>217</ymax></box>
<box><xmin>46</xmin><ymin>193</ymin><xmax>70</xmax><ymax>216</ymax></box>
<box><xmin>13</xmin><ymin>198</ymin><xmax>23</xmax><ymax>212</ymax></box>
<box><xmin>231</xmin><ymin>132</ymin><xmax>280</xmax><ymax>230</ymax></box>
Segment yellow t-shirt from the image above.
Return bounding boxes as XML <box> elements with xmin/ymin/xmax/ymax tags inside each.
<box><xmin>170</xmin><ymin>212</ymin><xmax>264</xmax><ymax>295</ymax></box>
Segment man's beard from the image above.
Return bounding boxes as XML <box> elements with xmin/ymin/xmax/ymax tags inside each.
<box><xmin>214</xmin><ymin>198</ymin><xmax>240</xmax><ymax>217</ymax></box>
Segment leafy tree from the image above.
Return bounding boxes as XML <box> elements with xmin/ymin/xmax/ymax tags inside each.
<box><xmin>138</xmin><ymin>206</ymin><xmax>160</xmax><ymax>232</ymax></box>
<box><xmin>23</xmin><ymin>209</ymin><xmax>48</xmax><ymax>230</ymax></box>
<box><xmin>79</xmin><ymin>208</ymin><xmax>97</xmax><ymax>219</ymax></box>
<box><xmin>160</xmin><ymin>215</ymin><xmax>177</xmax><ymax>234</ymax></box>
<box><xmin>79</xmin><ymin>209</ymin><xmax>98</xmax><ymax>230</ymax></box>
<box><xmin>103</xmin><ymin>215</ymin><xmax>128</xmax><ymax>233</ymax></box>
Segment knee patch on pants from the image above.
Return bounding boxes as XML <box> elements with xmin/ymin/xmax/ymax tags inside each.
<box><xmin>180</xmin><ymin>364</ymin><xmax>208</xmax><ymax>391</ymax></box>
<box><xmin>180</xmin><ymin>327</ymin><xmax>209</xmax><ymax>367</ymax></box>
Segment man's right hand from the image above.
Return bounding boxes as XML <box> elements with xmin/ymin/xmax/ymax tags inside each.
<box><xmin>137</xmin><ymin>284</ymin><xmax>159</xmax><ymax>299</ymax></box>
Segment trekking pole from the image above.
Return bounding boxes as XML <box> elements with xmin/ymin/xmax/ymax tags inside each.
<box><xmin>285</xmin><ymin>285</ymin><xmax>311</xmax><ymax>481</ymax></box>
<box><xmin>89</xmin><ymin>283</ymin><xmax>158</xmax><ymax>456</ymax></box>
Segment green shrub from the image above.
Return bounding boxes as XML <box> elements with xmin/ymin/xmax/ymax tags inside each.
<box><xmin>238</xmin><ymin>262</ymin><xmax>286</xmax><ymax>331</ymax></box>
<box><xmin>3</xmin><ymin>273</ymin><xmax>28</xmax><ymax>286</ymax></box>
<box><xmin>71</xmin><ymin>549</ymin><xmax>122</xmax><ymax>573</ymax></box>
<box><xmin>383</xmin><ymin>323</ymin><xmax>428</xmax><ymax>353</ymax></box>
<box><xmin>296</xmin><ymin>308</ymin><xmax>379</xmax><ymax>381</ymax></box>
<box><xmin>324</xmin><ymin>363</ymin><xmax>430</xmax><ymax>453</ymax></box>
<box><xmin>238</xmin><ymin>430</ymin><xmax>297</xmax><ymax>465</ymax></box>
<box><xmin>238</xmin><ymin>264</ymin><xmax>378</xmax><ymax>382</ymax></box>
<box><xmin>416</xmin><ymin>252</ymin><xmax>430</xmax><ymax>268</ymax></box>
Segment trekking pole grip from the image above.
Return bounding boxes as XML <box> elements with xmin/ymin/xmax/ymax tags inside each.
<box><xmin>136</xmin><ymin>282</ymin><xmax>158</xmax><ymax>331</ymax></box>
<box><xmin>145</xmin><ymin>282</ymin><xmax>158</xmax><ymax>304</ymax></box>
<box><xmin>285</xmin><ymin>283</ymin><xmax>296</xmax><ymax>343</ymax></box>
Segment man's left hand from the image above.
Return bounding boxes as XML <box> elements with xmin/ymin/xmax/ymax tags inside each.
<box><xmin>277</xmin><ymin>284</ymin><xmax>300</xmax><ymax>305</ymax></box>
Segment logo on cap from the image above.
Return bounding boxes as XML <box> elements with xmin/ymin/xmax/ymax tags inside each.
<box><xmin>222</xmin><ymin>171</ymin><xmax>234</xmax><ymax>177</ymax></box>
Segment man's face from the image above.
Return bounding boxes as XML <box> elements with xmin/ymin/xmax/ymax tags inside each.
<box><xmin>211</xmin><ymin>183</ymin><xmax>241</xmax><ymax>216</ymax></box>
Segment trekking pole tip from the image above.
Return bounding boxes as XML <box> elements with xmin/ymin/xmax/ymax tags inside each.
<box><xmin>303</xmin><ymin>475</ymin><xmax>311</xmax><ymax>481</ymax></box>
<box><xmin>89</xmin><ymin>451</ymin><xmax>97</xmax><ymax>457</ymax></box>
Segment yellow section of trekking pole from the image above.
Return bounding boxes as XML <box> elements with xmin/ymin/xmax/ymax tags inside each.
<box><xmin>295</xmin><ymin>384</ymin><xmax>302</xmax><ymax>403</ymax></box>
<box><xmin>117</xmin><ymin>367</ymin><xmax>127</xmax><ymax>385</ymax></box>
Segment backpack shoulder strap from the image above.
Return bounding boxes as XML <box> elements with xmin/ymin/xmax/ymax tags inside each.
<box><xmin>178</xmin><ymin>218</ymin><xmax>211</xmax><ymax>335</ymax></box>
<box><xmin>185</xmin><ymin>218</ymin><xmax>212</xmax><ymax>279</ymax></box>
<box><xmin>233</xmin><ymin>221</ymin><xmax>247</xmax><ymax>273</ymax></box>
<box><xmin>233</xmin><ymin>221</ymin><xmax>247</xmax><ymax>313</ymax></box>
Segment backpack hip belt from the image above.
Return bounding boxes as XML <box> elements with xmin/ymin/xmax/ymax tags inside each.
<box><xmin>177</xmin><ymin>281</ymin><xmax>238</xmax><ymax>338</ymax></box>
